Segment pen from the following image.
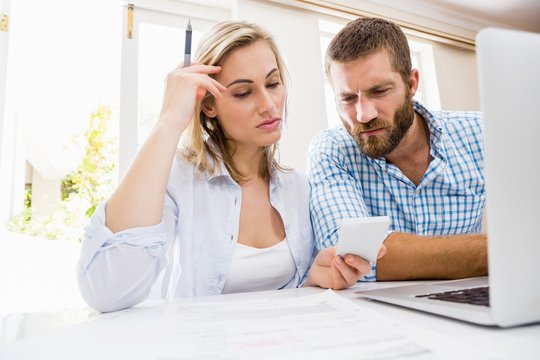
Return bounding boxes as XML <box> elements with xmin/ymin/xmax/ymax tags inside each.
<box><xmin>184</xmin><ymin>20</ymin><xmax>192</xmax><ymax>67</ymax></box>
<box><xmin>165</xmin><ymin>20</ymin><xmax>191</xmax><ymax>304</ymax></box>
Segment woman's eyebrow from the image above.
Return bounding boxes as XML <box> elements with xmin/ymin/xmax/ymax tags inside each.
<box><xmin>265</xmin><ymin>68</ymin><xmax>278</xmax><ymax>79</ymax></box>
<box><xmin>226</xmin><ymin>68</ymin><xmax>279</xmax><ymax>88</ymax></box>
<box><xmin>226</xmin><ymin>79</ymin><xmax>253</xmax><ymax>87</ymax></box>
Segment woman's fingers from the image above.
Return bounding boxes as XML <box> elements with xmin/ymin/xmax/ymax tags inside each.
<box><xmin>177</xmin><ymin>63</ymin><xmax>223</xmax><ymax>75</ymax></box>
<box><xmin>331</xmin><ymin>256</ymin><xmax>351</xmax><ymax>288</ymax></box>
<box><xmin>165</xmin><ymin>65</ymin><xmax>225</xmax><ymax>89</ymax></box>
<box><xmin>206</xmin><ymin>77</ymin><xmax>227</xmax><ymax>96</ymax></box>
<box><xmin>332</xmin><ymin>254</ymin><xmax>372</xmax><ymax>289</ymax></box>
<box><xmin>192</xmin><ymin>75</ymin><xmax>226</xmax><ymax>99</ymax></box>
<box><xmin>164</xmin><ymin>71</ymin><xmax>226</xmax><ymax>101</ymax></box>
<box><xmin>344</xmin><ymin>254</ymin><xmax>372</xmax><ymax>275</ymax></box>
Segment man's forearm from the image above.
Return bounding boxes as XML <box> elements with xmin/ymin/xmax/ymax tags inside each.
<box><xmin>376</xmin><ymin>232</ymin><xmax>488</xmax><ymax>281</ymax></box>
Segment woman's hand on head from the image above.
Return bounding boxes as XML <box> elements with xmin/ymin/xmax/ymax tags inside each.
<box><xmin>305</xmin><ymin>245</ymin><xmax>387</xmax><ymax>290</ymax></box>
<box><xmin>158</xmin><ymin>63</ymin><xmax>226</xmax><ymax>131</ymax></box>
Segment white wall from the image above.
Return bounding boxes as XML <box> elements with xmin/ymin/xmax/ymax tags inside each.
<box><xmin>432</xmin><ymin>42</ymin><xmax>479</xmax><ymax>111</ymax></box>
<box><xmin>407</xmin><ymin>33</ymin><xmax>479</xmax><ymax>111</ymax></box>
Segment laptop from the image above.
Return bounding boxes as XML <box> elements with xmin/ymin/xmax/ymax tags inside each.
<box><xmin>356</xmin><ymin>27</ymin><xmax>540</xmax><ymax>327</ymax></box>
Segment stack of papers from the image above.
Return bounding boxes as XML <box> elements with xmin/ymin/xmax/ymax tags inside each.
<box><xmin>1</xmin><ymin>290</ymin><xmax>497</xmax><ymax>359</ymax></box>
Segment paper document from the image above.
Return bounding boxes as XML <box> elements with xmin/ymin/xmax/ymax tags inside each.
<box><xmin>0</xmin><ymin>290</ymin><xmax>498</xmax><ymax>360</ymax></box>
<box><xmin>156</xmin><ymin>290</ymin><xmax>496</xmax><ymax>360</ymax></box>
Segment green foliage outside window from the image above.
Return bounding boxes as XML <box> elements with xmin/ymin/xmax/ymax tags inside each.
<box><xmin>6</xmin><ymin>105</ymin><xmax>117</xmax><ymax>241</ymax></box>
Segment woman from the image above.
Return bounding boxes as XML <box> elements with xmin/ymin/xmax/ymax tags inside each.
<box><xmin>77</xmin><ymin>21</ymin><xmax>384</xmax><ymax>312</ymax></box>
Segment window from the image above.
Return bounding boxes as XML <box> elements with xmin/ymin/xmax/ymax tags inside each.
<box><xmin>119</xmin><ymin>4</ymin><xmax>227</xmax><ymax>178</ymax></box>
<box><xmin>1</xmin><ymin>0</ymin><xmax>121</xmax><ymax>316</ymax></box>
<box><xmin>319</xmin><ymin>20</ymin><xmax>346</xmax><ymax>129</ymax></box>
<box><xmin>137</xmin><ymin>22</ymin><xmax>209</xmax><ymax>147</ymax></box>
<box><xmin>408</xmin><ymin>40</ymin><xmax>441</xmax><ymax>110</ymax></box>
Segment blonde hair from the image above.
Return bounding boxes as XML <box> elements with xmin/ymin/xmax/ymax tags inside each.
<box><xmin>182</xmin><ymin>21</ymin><xmax>289</xmax><ymax>182</ymax></box>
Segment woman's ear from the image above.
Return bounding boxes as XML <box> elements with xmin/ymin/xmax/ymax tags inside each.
<box><xmin>202</xmin><ymin>103</ymin><xmax>217</xmax><ymax>118</ymax></box>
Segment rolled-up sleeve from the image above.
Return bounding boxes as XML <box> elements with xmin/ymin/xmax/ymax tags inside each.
<box><xmin>77</xmin><ymin>195</ymin><xmax>177</xmax><ymax>312</ymax></box>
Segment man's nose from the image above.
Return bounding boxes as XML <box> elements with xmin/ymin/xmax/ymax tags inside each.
<box><xmin>355</xmin><ymin>96</ymin><xmax>378</xmax><ymax>123</ymax></box>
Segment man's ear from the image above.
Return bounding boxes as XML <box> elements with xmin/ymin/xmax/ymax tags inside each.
<box><xmin>408</xmin><ymin>69</ymin><xmax>420</xmax><ymax>98</ymax></box>
<box><xmin>202</xmin><ymin>102</ymin><xmax>217</xmax><ymax>118</ymax></box>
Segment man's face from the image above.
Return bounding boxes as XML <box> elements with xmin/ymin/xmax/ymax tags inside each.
<box><xmin>329</xmin><ymin>50</ymin><xmax>416</xmax><ymax>158</ymax></box>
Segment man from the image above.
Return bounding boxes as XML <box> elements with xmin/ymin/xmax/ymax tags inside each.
<box><xmin>307</xmin><ymin>17</ymin><xmax>487</xmax><ymax>281</ymax></box>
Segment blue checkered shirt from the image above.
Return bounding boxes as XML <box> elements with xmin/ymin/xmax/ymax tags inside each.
<box><xmin>307</xmin><ymin>101</ymin><xmax>486</xmax><ymax>280</ymax></box>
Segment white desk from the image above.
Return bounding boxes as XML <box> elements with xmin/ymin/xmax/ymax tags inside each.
<box><xmin>1</xmin><ymin>282</ymin><xmax>539</xmax><ymax>359</ymax></box>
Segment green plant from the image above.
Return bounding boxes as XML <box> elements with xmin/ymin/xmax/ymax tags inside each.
<box><xmin>6</xmin><ymin>105</ymin><xmax>117</xmax><ymax>241</ymax></box>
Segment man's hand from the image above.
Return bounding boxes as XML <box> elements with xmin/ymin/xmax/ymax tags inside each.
<box><xmin>305</xmin><ymin>245</ymin><xmax>387</xmax><ymax>289</ymax></box>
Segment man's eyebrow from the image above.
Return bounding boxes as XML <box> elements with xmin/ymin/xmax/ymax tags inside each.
<box><xmin>367</xmin><ymin>81</ymin><xmax>394</xmax><ymax>92</ymax></box>
<box><xmin>338</xmin><ymin>81</ymin><xmax>395</xmax><ymax>97</ymax></box>
<box><xmin>339</xmin><ymin>90</ymin><xmax>356</xmax><ymax>98</ymax></box>
<box><xmin>226</xmin><ymin>68</ymin><xmax>279</xmax><ymax>88</ymax></box>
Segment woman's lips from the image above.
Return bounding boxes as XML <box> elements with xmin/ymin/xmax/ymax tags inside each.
<box><xmin>257</xmin><ymin>119</ymin><xmax>281</xmax><ymax>130</ymax></box>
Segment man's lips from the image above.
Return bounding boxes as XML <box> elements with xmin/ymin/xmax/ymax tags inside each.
<box><xmin>257</xmin><ymin>118</ymin><xmax>281</xmax><ymax>130</ymax></box>
<box><xmin>360</xmin><ymin>128</ymin><xmax>384</xmax><ymax>136</ymax></box>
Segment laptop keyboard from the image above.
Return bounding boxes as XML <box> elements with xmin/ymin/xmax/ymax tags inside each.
<box><xmin>415</xmin><ymin>286</ymin><xmax>490</xmax><ymax>307</ymax></box>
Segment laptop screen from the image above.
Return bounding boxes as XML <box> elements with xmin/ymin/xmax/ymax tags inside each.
<box><xmin>477</xmin><ymin>27</ymin><xmax>540</xmax><ymax>326</ymax></box>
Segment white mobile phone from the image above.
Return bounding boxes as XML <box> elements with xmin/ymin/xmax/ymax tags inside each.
<box><xmin>335</xmin><ymin>216</ymin><xmax>390</xmax><ymax>262</ymax></box>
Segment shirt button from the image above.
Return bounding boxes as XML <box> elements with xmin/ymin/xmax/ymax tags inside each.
<box><xmin>230</xmin><ymin>234</ymin><xmax>234</xmax><ymax>241</ymax></box>
<box><xmin>234</xmin><ymin>198</ymin><xmax>238</xmax><ymax>205</ymax></box>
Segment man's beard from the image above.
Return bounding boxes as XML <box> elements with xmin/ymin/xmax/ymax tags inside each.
<box><xmin>345</xmin><ymin>97</ymin><xmax>415</xmax><ymax>159</ymax></box>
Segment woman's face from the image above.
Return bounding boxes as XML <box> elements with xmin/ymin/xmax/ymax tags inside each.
<box><xmin>205</xmin><ymin>40</ymin><xmax>285</xmax><ymax>152</ymax></box>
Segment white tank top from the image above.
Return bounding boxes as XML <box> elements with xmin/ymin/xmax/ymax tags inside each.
<box><xmin>222</xmin><ymin>238</ymin><xmax>296</xmax><ymax>294</ymax></box>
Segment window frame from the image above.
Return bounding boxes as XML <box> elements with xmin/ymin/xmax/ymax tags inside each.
<box><xmin>119</xmin><ymin>2</ymin><xmax>228</xmax><ymax>179</ymax></box>
<box><xmin>0</xmin><ymin>0</ymin><xmax>13</xmax><ymax>223</ymax></box>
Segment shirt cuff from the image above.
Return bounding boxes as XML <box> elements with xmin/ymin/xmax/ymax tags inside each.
<box><xmin>78</xmin><ymin>201</ymin><xmax>168</xmax><ymax>275</ymax></box>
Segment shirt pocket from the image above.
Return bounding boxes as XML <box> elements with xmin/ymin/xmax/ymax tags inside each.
<box><xmin>433</xmin><ymin>191</ymin><xmax>486</xmax><ymax>235</ymax></box>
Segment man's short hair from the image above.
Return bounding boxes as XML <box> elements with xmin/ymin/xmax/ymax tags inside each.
<box><xmin>326</xmin><ymin>17</ymin><xmax>412</xmax><ymax>84</ymax></box>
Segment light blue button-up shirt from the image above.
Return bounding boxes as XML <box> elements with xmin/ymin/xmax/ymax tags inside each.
<box><xmin>307</xmin><ymin>100</ymin><xmax>485</xmax><ymax>280</ymax></box>
<box><xmin>77</xmin><ymin>153</ymin><xmax>315</xmax><ymax>312</ymax></box>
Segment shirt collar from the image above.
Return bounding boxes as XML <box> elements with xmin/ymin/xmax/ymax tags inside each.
<box><xmin>368</xmin><ymin>100</ymin><xmax>445</xmax><ymax>167</ymax></box>
<box><xmin>205</xmin><ymin>159</ymin><xmax>230</xmax><ymax>181</ymax></box>
<box><xmin>412</xmin><ymin>99</ymin><xmax>444</xmax><ymax>153</ymax></box>
<box><xmin>199</xmin><ymin>140</ymin><xmax>233</xmax><ymax>182</ymax></box>
<box><xmin>204</xmin><ymin>150</ymin><xmax>283</xmax><ymax>189</ymax></box>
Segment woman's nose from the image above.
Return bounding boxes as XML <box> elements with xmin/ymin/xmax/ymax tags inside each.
<box><xmin>257</xmin><ymin>90</ymin><xmax>277</xmax><ymax>115</ymax></box>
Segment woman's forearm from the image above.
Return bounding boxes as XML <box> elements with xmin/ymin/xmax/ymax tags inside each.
<box><xmin>106</xmin><ymin>121</ymin><xmax>185</xmax><ymax>233</ymax></box>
